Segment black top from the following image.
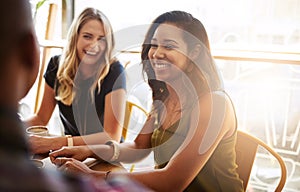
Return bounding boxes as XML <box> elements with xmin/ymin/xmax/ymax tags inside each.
<box><xmin>44</xmin><ymin>55</ymin><xmax>126</xmax><ymax>136</ymax></box>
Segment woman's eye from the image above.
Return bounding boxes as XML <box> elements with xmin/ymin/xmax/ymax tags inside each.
<box><xmin>83</xmin><ymin>35</ymin><xmax>92</xmax><ymax>39</ymax></box>
<box><xmin>150</xmin><ymin>44</ymin><xmax>158</xmax><ymax>48</ymax></box>
<box><xmin>164</xmin><ymin>44</ymin><xmax>176</xmax><ymax>50</ymax></box>
<box><xmin>98</xmin><ymin>37</ymin><xmax>106</xmax><ymax>42</ymax></box>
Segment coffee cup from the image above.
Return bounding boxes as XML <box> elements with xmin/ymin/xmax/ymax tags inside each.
<box><xmin>26</xmin><ymin>125</ymin><xmax>49</xmax><ymax>136</ymax></box>
<box><xmin>31</xmin><ymin>159</ymin><xmax>45</xmax><ymax>169</ymax></box>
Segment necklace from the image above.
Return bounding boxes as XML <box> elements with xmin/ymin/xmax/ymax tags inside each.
<box><xmin>164</xmin><ymin>97</ymin><xmax>182</xmax><ymax>127</ymax></box>
<box><xmin>156</xmin><ymin>97</ymin><xmax>182</xmax><ymax>145</ymax></box>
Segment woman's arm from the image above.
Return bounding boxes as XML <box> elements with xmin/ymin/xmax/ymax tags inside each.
<box><xmin>26</xmin><ymin>88</ymin><xmax>126</xmax><ymax>154</ymax></box>
<box><xmin>104</xmin><ymin>88</ymin><xmax>126</xmax><ymax>141</ymax></box>
<box><xmin>24</xmin><ymin>83</ymin><xmax>56</xmax><ymax>126</ymax></box>
<box><xmin>45</xmin><ymin>87</ymin><xmax>239</xmax><ymax>192</ymax></box>
<box><xmin>24</xmin><ymin>83</ymin><xmax>62</xmax><ymax>154</ymax></box>
<box><xmin>50</xmin><ymin>93</ymin><xmax>235</xmax><ymax>191</ymax></box>
<box><xmin>26</xmin><ymin>88</ymin><xmax>127</xmax><ymax>154</ymax></box>
<box><xmin>50</xmin><ymin>113</ymin><xmax>156</xmax><ymax>163</ymax></box>
<box><xmin>108</xmin><ymin>92</ymin><xmax>236</xmax><ymax>191</ymax></box>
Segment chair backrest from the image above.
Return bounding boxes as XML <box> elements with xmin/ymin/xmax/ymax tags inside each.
<box><xmin>235</xmin><ymin>130</ymin><xmax>287</xmax><ymax>192</ymax></box>
<box><xmin>34</xmin><ymin>3</ymin><xmax>59</xmax><ymax>112</ymax></box>
<box><xmin>122</xmin><ymin>101</ymin><xmax>149</xmax><ymax>141</ymax></box>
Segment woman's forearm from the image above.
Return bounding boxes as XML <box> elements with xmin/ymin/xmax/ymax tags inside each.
<box><xmin>72</xmin><ymin>132</ymin><xmax>113</xmax><ymax>146</ymax></box>
<box><xmin>89</xmin><ymin>142</ymin><xmax>152</xmax><ymax>164</ymax></box>
<box><xmin>51</xmin><ymin>131</ymin><xmax>119</xmax><ymax>152</ymax></box>
<box><xmin>24</xmin><ymin>114</ymin><xmax>47</xmax><ymax>127</ymax></box>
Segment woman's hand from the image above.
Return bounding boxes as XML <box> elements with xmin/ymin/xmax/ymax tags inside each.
<box><xmin>28</xmin><ymin>135</ymin><xmax>61</xmax><ymax>154</ymax></box>
<box><xmin>52</xmin><ymin>157</ymin><xmax>107</xmax><ymax>179</ymax></box>
<box><xmin>49</xmin><ymin>145</ymin><xmax>93</xmax><ymax>163</ymax></box>
<box><xmin>54</xmin><ymin>157</ymin><xmax>96</xmax><ymax>175</ymax></box>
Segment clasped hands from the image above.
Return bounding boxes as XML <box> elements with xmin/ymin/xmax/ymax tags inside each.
<box><xmin>49</xmin><ymin>145</ymin><xmax>101</xmax><ymax>176</ymax></box>
<box><xmin>28</xmin><ymin>135</ymin><xmax>108</xmax><ymax>178</ymax></box>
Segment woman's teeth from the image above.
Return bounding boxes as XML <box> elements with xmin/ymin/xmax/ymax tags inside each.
<box><xmin>155</xmin><ymin>63</ymin><xmax>168</xmax><ymax>68</ymax></box>
<box><xmin>85</xmin><ymin>51</ymin><xmax>97</xmax><ymax>56</ymax></box>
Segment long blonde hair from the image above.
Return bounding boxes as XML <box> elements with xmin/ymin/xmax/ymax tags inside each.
<box><xmin>56</xmin><ymin>8</ymin><xmax>116</xmax><ymax>105</ymax></box>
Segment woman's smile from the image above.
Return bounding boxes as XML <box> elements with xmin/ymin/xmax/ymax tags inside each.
<box><xmin>152</xmin><ymin>60</ymin><xmax>171</xmax><ymax>69</ymax></box>
<box><xmin>84</xmin><ymin>50</ymin><xmax>98</xmax><ymax>56</ymax></box>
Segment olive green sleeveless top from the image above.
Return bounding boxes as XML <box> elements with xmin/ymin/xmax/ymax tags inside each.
<box><xmin>151</xmin><ymin>109</ymin><xmax>244</xmax><ymax>191</ymax></box>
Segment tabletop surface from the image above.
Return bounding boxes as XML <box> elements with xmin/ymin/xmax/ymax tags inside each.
<box><xmin>38</xmin><ymin>156</ymin><xmax>126</xmax><ymax>173</ymax></box>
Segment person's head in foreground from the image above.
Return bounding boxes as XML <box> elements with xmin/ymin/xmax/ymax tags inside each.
<box><xmin>0</xmin><ymin>1</ymin><xmax>134</xmax><ymax>191</ymax></box>
<box><xmin>0</xmin><ymin>0</ymin><xmax>39</xmax><ymax>106</ymax></box>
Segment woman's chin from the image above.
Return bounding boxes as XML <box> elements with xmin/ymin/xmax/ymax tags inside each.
<box><xmin>80</xmin><ymin>57</ymin><xmax>99</xmax><ymax>65</ymax></box>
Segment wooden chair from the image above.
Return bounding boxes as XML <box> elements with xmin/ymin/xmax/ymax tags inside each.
<box><xmin>34</xmin><ymin>3</ymin><xmax>60</xmax><ymax>112</ymax></box>
<box><xmin>122</xmin><ymin>101</ymin><xmax>149</xmax><ymax>141</ymax></box>
<box><xmin>235</xmin><ymin>130</ymin><xmax>287</xmax><ymax>192</ymax></box>
<box><xmin>121</xmin><ymin>101</ymin><xmax>149</xmax><ymax>172</ymax></box>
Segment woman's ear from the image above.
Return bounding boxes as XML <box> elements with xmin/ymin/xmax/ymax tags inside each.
<box><xmin>186</xmin><ymin>44</ymin><xmax>201</xmax><ymax>73</ymax></box>
<box><xmin>189</xmin><ymin>44</ymin><xmax>202</xmax><ymax>61</ymax></box>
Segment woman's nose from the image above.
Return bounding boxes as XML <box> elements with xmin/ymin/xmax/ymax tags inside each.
<box><xmin>89</xmin><ymin>40</ymin><xmax>100</xmax><ymax>51</ymax></box>
<box><xmin>152</xmin><ymin>47</ymin><xmax>165</xmax><ymax>59</ymax></box>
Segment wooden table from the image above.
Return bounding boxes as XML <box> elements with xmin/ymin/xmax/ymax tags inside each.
<box><xmin>83</xmin><ymin>158</ymin><xmax>126</xmax><ymax>172</ymax></box>
<box><xmin>33</xmin><ymin>154</ymin><xmax>125</xmax><ymax>172</ymax></box>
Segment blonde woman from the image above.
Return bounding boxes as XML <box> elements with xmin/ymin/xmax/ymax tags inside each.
<box><xmin>25</xmin><ymin>8</ymin><xmax>126</xmax><ymax>155</ymax></box>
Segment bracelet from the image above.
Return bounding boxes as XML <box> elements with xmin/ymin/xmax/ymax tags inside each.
<box><xmin>105</xmin><ymin>140</ymin><xmax>120</xmax><ymax>162</ymax></box>
<box><xmin>105</xmin><ymin>171</ymin><xmax>111</xmax><ymax>180</ymax></box>
<box><xmin>66</xmin><ymin>135</ymin><xmax>73</xmax><ymax>147</ymax></box>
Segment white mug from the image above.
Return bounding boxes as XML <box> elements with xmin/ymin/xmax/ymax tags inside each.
<box><xmin>31</xmin><ymin>159</ymin><xmax>45</xmax><ymax>169</ymax></box>
<box><xmin>26</xmin><ymin>125</ymin><xmax>49</xmax><ymax>136</ymax></box>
